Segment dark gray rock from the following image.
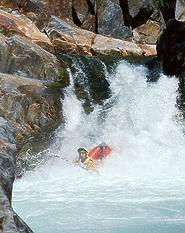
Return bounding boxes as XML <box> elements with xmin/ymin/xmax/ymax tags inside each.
<box><xmin>128</xmin><ymin>0</ymin><xmax>153</xmax><ymax>18</ymax></box>
<box><xmin>159</xmin><ymin>0</ymin><xmax>176</xmax><ymax>24</ymax></box>
<box><xmin>0</xmin><ymin>117</ymin><xmax>33</xmax><ymax>232</ymax></box>
<box><xmin>98</xmin><ymin>0</ymin><xmax>132</xmax><ymax>40</ymax></box>
<box><xmin>1</xmin><ymin>35</ymin><xmax>60</xmax><ymax>83</ymax></box>
<box><xmin>157</xmin><ymin>19</ymin><xmax>185</xmax><ymax>76</ymax></box>
<box><xmin>45</xmin><ymin>16</ymin><xmax>75</xmax><ymax>38</ymax></box>
<box><xmin>175</xmin><ymin>0</ymin><xmax>185</xmax><ymax>21</ymax></box>
<box><xmin>128</xmin><ymin>0</ymin><xmax>154</xmax><ymax>29</ymax></box>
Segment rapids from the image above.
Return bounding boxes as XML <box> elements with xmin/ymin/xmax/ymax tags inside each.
<box><xmin>13</xmin><ymin>60</ymin><xmax>185</xmax><ymax>233</ymax></box>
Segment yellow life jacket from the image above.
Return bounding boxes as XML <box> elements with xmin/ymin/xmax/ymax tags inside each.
<box><xmin>83</xmin><ymin>157</ymin><xmax>97</xmax><ymax>169</ymax></box>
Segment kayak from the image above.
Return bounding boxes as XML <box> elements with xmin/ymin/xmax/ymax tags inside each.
<box><xmin>78</xmin><ymin>163</ymin><xmax>99</xmax><ymax>174</ymax></box>
<box><xmin>89</xmin><ymin>144</ymin><xmax>112</xmax><ymax>160</ymax></box>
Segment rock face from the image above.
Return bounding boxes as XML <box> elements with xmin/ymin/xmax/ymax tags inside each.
<box><xmin>156</xmin><ymin>19</ymin><xmax>185</xmax><ymax>76</ymax></box>
<box><xmin>0</xmin><ymin>9</ymin><xmax>53</xmax><ymax>52</ymax></box>
<box><xmin>98</xmin><ymin>0</ymin><xmax>132</xmax><ymax>39</ymax></box>
<box><xmin>0</xmin><ymin>0</ymin><xmax>162</xmax><ymax>45</ymax></box>
<box><xmin>133</xmin><ymin>19</ymin><xmax>160</xmax><ymax>44</ymax></box>
<box><xmin>0</xmin><ymin>34</ymin><xmax>59</xmax><ymax>82</ymax></box>
<box><xmin>0</xmin><ymin>72</ymin><xmax>62</xmax><ymax>156</ymax></box>
<box><xmin>45</xmin><ymin>15</ymin><xmax>156</xmax><ymax>56</ymax></box>
<box><xmin>0</xmin><ymin>5</ymin><xmax>158</xmax><ymax>57</ymax></box>
<box><xmin>0</xmin><ymin>117</ymin><xmax>33</xmax><ymax>233</ymax></box>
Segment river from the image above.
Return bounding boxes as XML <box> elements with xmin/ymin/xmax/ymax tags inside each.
<box><xmin>13</xmin><ymin>60</ymin><xmax>185</xmax><ymax>233</ymax></box>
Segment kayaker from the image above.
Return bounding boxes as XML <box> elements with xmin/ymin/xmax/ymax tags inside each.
<box><xmin>76</xmin><ymin>147</ymin><xmax>97</xmax><ymax>169</ymax></box>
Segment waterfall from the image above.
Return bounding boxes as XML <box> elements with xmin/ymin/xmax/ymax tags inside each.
<box><xmin>13</xmin><ymin>59</ymin><xmax>185</xmax><ymax>233</ymax></box>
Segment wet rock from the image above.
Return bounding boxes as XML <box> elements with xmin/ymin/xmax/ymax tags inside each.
<box><xmin>144</xmin><ymin>56</ymin><xmax>162</xmax><ymax>82</ymax></box>
<box><xmin>0</xmin><ymin>118</ymin><xmax>16</xmax><ymax>201</ymax></box>
<box><xmin>0</xmin><ymin>117</ymin><xmax>33</xmax><ymax>232</ymax></box>
<box><xmin>0</xmin><ymin>35</ymin><xmax>59</xmax><ymax>83</ymax></box>
<box><xmin>0</xmin><ymin>73</ymin><xmax>62</xmax><ymax>156</ymax></box>
<box><xmin>156</xmin><ymin>19</ymin><xmax>185</xmax><ymax>76</ymax></box>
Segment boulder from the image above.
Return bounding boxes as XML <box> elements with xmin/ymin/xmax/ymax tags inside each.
<box><xmin>92</xmin><ymin>34</ymin><xmax>156</xmax><ymax>56</ymax></box>
<box><xmin>98</xmin><ymin>0</ymin><xmax>132</xmax><ymax>39</ymax></box>
<box><xmin>128</xmin><ymin>0</ymin><xmax>153</xmax><ymax>17</ymax></box>
<box><xmin>0</xmin><ymin>8</ymin><xmax>53</xmax><ymax>51</ymax></box>
<box><xmin>0</xmin><ymin>34</ymin><xmax>8</xmax><ymax>72</ymax></box>
<box><xmin>0</xmin><ymin>35</ymin><xmax>60</xmax><ymax>83</ymax></box>
<box><xmin>175</xmin><ymin>0</ymin><xmax>185</xmax><ymax>21</ymax></box>
<box><xmin>72</xmin><ymin>0</ymin><xmax>96</xmax><ymax>31</ymax></box>
<box><xmin>0</xmin><ymin>73</ymin><xmax>62</xmax><ymax>155</ymax></box>
<box><xmin>72</xmin><ymin>0</ymin><xmax>90</xmax><ymax>23</ymax></box>
<box><xmin>157</xmin><ymin>19</ymin><xmax>185</xmax><ymax>76</ymax></box>
<box><xmin>0</xmin><ymin>0</ymin><xmax>18</xmax><ymax>9</ymax></box>
<box><xmin>0</xmin><ymin>117</ymin><xmax>33</xmax><ymax>233</ymax></box>
<box><xmin>45</xmin><ymin>16</ymin><xmax>156</xmax><ymax>56</ymax></box>
<box><xmin>133</xmin><ymin>19</ymin><xmax>160</xmax><ymax>44</ymax></box>
<box><xmin>19</xmin><ymin>0</ymin><xmax>96</xmax><ymax>31</ymax></box>
<box><xmin>128</xmin><ymin>0</ymin><xmax>154</xmax><ymax>28</ymax></box>
<box><xmin>0</xmin><ymin>9</ymin><xmax>53</xmax><ymax>52</ymax></box>
<box><xmin>16</xmin><ymin>0</ymin><xmax>52</xmax><ymax>29</ymax></box>
<box><xmin>41</xmin><ymin>0</ymin><xmax>73</xmax><ymax>23</ymax></box>
<box><xmin>45</xmin><ymin>16</ymin><xmax>96</xmax><ymax>55</ymax></box>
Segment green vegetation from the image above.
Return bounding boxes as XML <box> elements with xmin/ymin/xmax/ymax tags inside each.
<box><xmin>153</xmin><ymin>0</ymin><xmax>166</xmax><ymax>8</ymax></box>
<box><xmin>47</xmin><ymin>67</ymin><xmax>69</xmax><ymax>89</ymax></box>
<box><xmin>58</xmin><ymin>68</ymin><xmax>66</xmax><ymax>81</ymax></box>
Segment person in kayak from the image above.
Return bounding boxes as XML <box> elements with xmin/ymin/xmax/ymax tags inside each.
<box><xmin>76</xmin><ymin>147</ymin><xmax>97</xmax><ymax>169</ymax></box>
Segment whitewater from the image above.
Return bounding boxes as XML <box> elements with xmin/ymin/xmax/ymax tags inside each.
<box><xmin>13</xmin><ymin>60</ymin><xmax>185</xmax><ymax>233</ymax></box>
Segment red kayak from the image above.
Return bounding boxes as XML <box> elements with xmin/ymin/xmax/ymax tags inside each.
<box><xmin>89</xmin><ymin>143</ymin><xmax>112</xmax><ymax>160</ymax></box>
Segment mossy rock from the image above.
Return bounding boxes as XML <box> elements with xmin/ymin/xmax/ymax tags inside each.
<box><xmin>47</xmin><ymin>67</ymin><xmax>70</xmax><ymax>89</ymax></box>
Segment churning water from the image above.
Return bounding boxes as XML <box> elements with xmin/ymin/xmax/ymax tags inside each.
<box><xmin>13</xmin><ymin>60</ymin><xmax>185</xmax><ymax>233</ymax></box>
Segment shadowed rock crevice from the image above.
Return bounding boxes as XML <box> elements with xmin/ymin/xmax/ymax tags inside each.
<box><xmin>95</xmin><ymin>0</ymin><xmax>98</xmax><ymax>33</ymax></box>
<box><xmin>159</xmin><ymin>0</ymin><xmax>176</xmax><ymax>24</ymax></box>
<box><xmin>87</xmin><ymin>0</ymin><xmax>96</xmax><ymax>15</ymax></box>
<box><xmin>72</xmin><ymin>5</ymin><xmax>82</xmax><ymax>27</ymax></box>
<box><xmin>157</xmin><ymin>19</ymin><xmax>185</xmax><ymax>76</ymax></box>
<box><xmin>131</xmin><ymin>7</ymin><xmax>153</xmax><ymax>29</ymax></box>
<box><xmin>119</xmin><ymin>0</ymin><xmax>132</xmax><ymax>27</ymax></box>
